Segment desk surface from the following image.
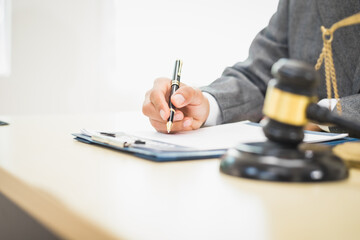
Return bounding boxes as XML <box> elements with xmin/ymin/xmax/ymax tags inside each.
<box><xmin>0</xmin><ymin>112</ymin><xmax>360</xmax><ymax>240</ymax></box>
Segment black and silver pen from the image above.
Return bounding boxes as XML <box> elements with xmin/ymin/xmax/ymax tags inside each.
<box><xmin>167</xmin><ymin>60</ymin><xmax>183</xmax><ymax>133</ymax></box>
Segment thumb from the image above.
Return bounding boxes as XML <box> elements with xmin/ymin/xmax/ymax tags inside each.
<box><xmin>171</xmin><ymin>86</ymin><xmax>202</xmax><ymax>108</ymax></box>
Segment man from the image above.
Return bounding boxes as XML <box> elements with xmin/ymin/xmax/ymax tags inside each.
<box><xmin>142</xmin><ymin>0</ymin><xmax>360</xmax><ymax>133</ymax></box>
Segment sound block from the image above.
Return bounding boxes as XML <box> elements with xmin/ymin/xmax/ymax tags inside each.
<box><xmin>220</xmin><ymin>141</ymin><xmax>348</xmax><ymax>182</ymax></box>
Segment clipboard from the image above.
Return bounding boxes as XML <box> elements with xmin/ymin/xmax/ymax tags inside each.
<box><xmin>72</xmin><ymin>130</ymin><xmax>225</xmax><ymax>162</ymax></box>
<box><xmin>72</xmin><ymin>122</ymin><xmax>358</xmax><ymax>162</ymax></box>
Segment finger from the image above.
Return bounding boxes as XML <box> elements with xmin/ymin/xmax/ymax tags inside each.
<box><xmin>171</xmin><ymin>86</ymin><xmax>202</xmax><ymax>108</ymax></box>
<box><xmin>169</xmin><ymin>117</ymin><xmax>198</xmax><ymax>132</ymax></box>
<box><xmin>150</xmin><ymin>119</ymin><xmax>186</xmax><ymax>133</ymax></box>
<box><xmin>142</xmin><ymin>103</ymin><xmax>164</xmax><ymax>122</ymax></box>
<box><xmin>180</xmin><ymin>117</ymin><xmax>202</xmax><ymax>131</ymax></box>
<box><xmin>150</xmin><ymin>117</ymin><xmax>190</xmax><ymax>133</ymax></box>
<box><xmin>152</xmin><ymin>115</ymin><xmax>204</xmax><ymax>133</ymax></box>
<box><xmin>150</xmin><ymin>79</ymin><xmax>188</xmax><ymax>121</ymax></box>
<box><xmin>142</xmin><ymin>90</ymin><xmax>165</xmax><ymax>122</ymax></box>
<box><xmin>173</xmin><ymin>110</ymin><xmax>184</xmax><ymax>122</ymax></box>
<box><xmin>143</xmin><ymin>93</ymin><xmax>185</xmax><ymax>123</ymax></box>
<box><xmin>153</xmin><ymin>77</ymin><xmax>171</xmax><ymax>91</ymax></box>
<box><xmin>149</xmin><ymin>119</ymin><xmax>168</xmax><ymax>133</ymax></box>
<box><xmin>149</xmin><ymin>84</ymin><xmax>171</xmax><ymax>121</ymax></box>
<box><xmin>150</xmin><ymin>93</ymin><xmax>169</xmax><ymax>121</ymax></box>
<box><xmin>142</xmin><ymin>90</ymin><xmax>152</xmax><ymax>116</ymax></box>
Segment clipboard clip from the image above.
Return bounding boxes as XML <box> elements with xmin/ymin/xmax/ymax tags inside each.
<box><xmin>99</xmin><ymin>132</ymin><xmax>145</xmax><ymax>144</ymax></box>
<box><xmin>81</xmin><ymin>129</ymin><xmax>145</xmax><ymax>148</ymax></box>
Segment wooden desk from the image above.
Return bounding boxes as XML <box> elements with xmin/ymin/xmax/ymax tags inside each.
<box><xmin>0</xmin><ymin>113</ymin><xmax>360</xmax><ymax>240</ymax></box>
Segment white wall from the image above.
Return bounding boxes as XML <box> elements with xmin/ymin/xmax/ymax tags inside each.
<box><xmin>0</xmin><ymin>0</ymin><xmax>11</xmax><ymax>76</ymax></box>
<box><xmin>0</xmin><ymin>0</ymin><xmax>278</xmax><ymax>115</ymax></box>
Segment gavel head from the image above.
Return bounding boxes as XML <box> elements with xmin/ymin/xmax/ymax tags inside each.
<box><xmin>262</xmin><ymin>58</ymin><xmax>320</xmax><ymax>145</ymax></box>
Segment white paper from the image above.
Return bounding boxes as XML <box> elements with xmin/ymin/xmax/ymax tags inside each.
<box><xmin>127</xmin><ymin>121</ymin><xmax>348</xmax><ymax>151</ymax></box>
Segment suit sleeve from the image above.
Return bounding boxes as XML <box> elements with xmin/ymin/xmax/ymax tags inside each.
<box><xmin>329</xmin><ymin>95</ymin><xmax>360</xmax><ymax>136</ymax></box>
<box><xmin>200</xmin><ymin>0</ymin><xmax>289</xmax><ymax>123</ymax></box>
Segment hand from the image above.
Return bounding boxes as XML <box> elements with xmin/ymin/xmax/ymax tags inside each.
<box><xmin>304</xmin><ymin>122</ymin><xmax>322</xmax><ymax>131</ymax></box>
<box><xmin>142</xmin><ymin>78</ymin><xmax>210</xmax><ymax>133</ymax></box>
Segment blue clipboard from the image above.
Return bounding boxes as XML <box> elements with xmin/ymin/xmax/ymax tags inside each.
<box><xmin>72</xmin><ymin>132</ymin><xmax>225</xmax><ymax>162</ymax></box>
<box><xmin>72</xmin><ymin>126</ymin><xmax>359</xmax><ymax>162</ymax></box>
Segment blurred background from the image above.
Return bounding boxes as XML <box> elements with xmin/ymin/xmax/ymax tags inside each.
<box><xmin>0</xmin><ymin>0</ymin><xmax>277</xmax><ymax>115</ymax></box>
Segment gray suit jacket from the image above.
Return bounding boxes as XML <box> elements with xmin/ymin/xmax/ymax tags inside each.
<box><xmin>201</xmin><ymin>0</ymin><xmax>360</xmax><ymax>128</ymax></box>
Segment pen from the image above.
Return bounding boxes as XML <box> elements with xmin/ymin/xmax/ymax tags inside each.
<box><xmin>0</xmin><ymin>120</ymin><xmax>9</xmax><ymax>126</ymax></box>
<box><xmin>167</xmin><ymin>60</ymin><xmax>183</xmax><ymax>133</ymax></box>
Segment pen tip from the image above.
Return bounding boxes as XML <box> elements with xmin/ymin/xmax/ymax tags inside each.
<box><xmin>166</xmin><ymin>121</ymin><xmax>172</xmax><ymax>133</ymax></box>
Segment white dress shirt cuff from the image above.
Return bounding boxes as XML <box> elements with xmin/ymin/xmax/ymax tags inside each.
<box><xmin>317</xmin><ymin>98</ymin><xmax>338</xmax><ymax>132</ymax></box>
<box><xmin>202</xmin><ymin>92</ymin><xmax>222</xmax><ymax>126</ymax></box>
